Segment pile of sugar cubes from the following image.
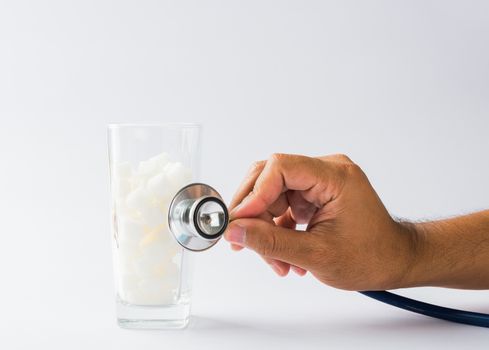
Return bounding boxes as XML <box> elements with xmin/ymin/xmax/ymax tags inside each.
<box><xmin>111</xmin><ymin>152</ymin><xmax>192</xmax><ymax>305</ymax></box>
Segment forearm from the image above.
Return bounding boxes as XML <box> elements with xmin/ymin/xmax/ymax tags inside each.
<box><xmin>403</xmin><ymin>210</ymin><xmax>489</xmax><ymax>289</ymax></box>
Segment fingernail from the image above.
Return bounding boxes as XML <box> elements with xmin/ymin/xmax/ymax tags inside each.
<box><xmin>291</xmin><ymin>266</ymin><xmax>306</xmax><ymax>276</ymax></box>
<box><xmin>270</xmin><ymin>262</ymin><xmax>283</xmax><ymax>276</ymax></box>
<box><xmin>230</xmin><ymin>243</ymin><xmax>244</xmax><ymax>251</ymax></box>
<box><xmin>229</xmin><ymin>205</ymin><xmax>241</xmax><ymax>220</ymax></box>
<box><xmin>230</xmin><ymin>194</ymin><xmax>252</xmax><ymax>218</ymax></box>
<box><xmin>225</xmin><ymin>224</ymin><xmax>246</xmax><ymax>245</ymax></box>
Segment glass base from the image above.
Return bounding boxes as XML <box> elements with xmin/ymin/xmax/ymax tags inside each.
<box><xmin>118</xmin><ymin>317</ymin><xmax>189</xmax><ymax>330</ymax></box>
<box><xmin>116</xmin><ymin>298</ymin><xmax>191</xmax><ymax>330</ymax></box>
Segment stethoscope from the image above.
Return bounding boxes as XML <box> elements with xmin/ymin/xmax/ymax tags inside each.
<box><xmin>167</xmin><ymin>183</ymin><xmax>489</xmax><ymax>328</ymax></box>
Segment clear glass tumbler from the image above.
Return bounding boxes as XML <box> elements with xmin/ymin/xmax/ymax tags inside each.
<box><xmin>107</xmin><ymin>123</ymin><xmax>200</xmax><ymax>329</ymax></box>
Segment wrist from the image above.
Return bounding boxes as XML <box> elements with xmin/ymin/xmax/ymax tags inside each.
<box><xmin>382</xmin><ymin>211</ymin><xmax>489</xmax><ymax>290</ymax></box>
<box><xmin>388</xmin><ymin>220</ymin><xmax>430</xmax><ymax>289</ymax></box>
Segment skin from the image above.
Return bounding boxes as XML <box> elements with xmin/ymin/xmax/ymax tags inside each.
<box><xmin>224</xmin><ymin>153</ymin><xmax>489</xmax><ymax>291</ymax></box>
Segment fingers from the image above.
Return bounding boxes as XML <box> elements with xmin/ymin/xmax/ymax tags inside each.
<box><xmin>224</xmin><ymin>218</ymin><xmax>313</xmax><ymax>269</ymax></box>
<box><xmin>317</xmin><ymin>153</ymin><xmax>355</xmax><ymax>164</ymax></box>
<box><xmin>228</xmin><ymin>222</ymin><xmax>309</xmax><ymax>276</ymax></box>
<box><xmin>231</xmin><ymin>209</ymin><xmax>307</xmax><ymax>277</ymax></box>
<box><xmin>230</xmin><ymin>243</ymin><xmax>244</xmax><ymax>251</ymax></box>
<box><xmin>231</xmin><ymin>242</ymin><xmax>294</xmax><ymax>275</ymax></box>
<box><xmin>273</xmin><ymin>207</ymin><xmax>296</xmax><ymax>229</ymax></box>
<box><xmin>231</xmin><ymin>154</ymin><xmax>345</xmax><ymax>219</ymax></box>
<box><xmin>227</xmin><ymin>218</ymin><xmax>308</xmax><ymax>276</ymax></box>
<box><xmin>265</xmin><ymin>260</ymin><xmax>306</xmax><ymax>276</ymax></box>
<box><xmin>286</xmin><ymin>190</ymin><xmax>318</xmax><ymax>225</ymax></box>
<box><xmin>262</xmin><ymin>256</ymin><xmax>291</xmax><ymax>276</ymax></box>
<box><xmin>271</xmin><ymin>209</ymin><xmax>308</xmax><ymax>276</ymax></box>
<box><xmin>291</xmin><ymin>265</ymin><xmax>307</xmax><ymax>276</ymax></box>
<box><xmin>226</xmin><ymin>153</ymin><xmax>353</xmax><ymax>278</ymax></box>
<box><xmin>229</xmin><ymin>160</ymin><xmax>266</xmax><ymax>211</ymax></box>
<box><xmin>231</xmin><ymin>194</ymin><xmax>292</xmax><ymax>267</ymax></box>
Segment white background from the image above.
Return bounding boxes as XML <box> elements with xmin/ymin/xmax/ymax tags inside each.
<box><xmin>1</xmin><ymin>0</ymin><xmax>489</xmax><ymax>348</ymax></box>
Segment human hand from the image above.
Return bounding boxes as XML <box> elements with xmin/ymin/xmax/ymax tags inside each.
<box><xmin>224</xmin><ymin>154</ymin><xmax>418</xmax><ymax>291</ymax></box>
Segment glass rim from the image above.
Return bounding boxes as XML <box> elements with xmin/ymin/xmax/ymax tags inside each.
<box><xmin>107</xmin><ymin>122</ymin><xmax>201</xmax><ymax>129</ymax></box>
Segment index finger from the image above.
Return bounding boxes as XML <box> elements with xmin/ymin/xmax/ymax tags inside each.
<box><xmin>231</xmin><ymin>153</ymin><xmax>345</xmax><ymax>219</ymax></box>
<box><xmin>229</xmin><ymin>160</ymin><xmax>266</xmax><ymax>211</ymax></box>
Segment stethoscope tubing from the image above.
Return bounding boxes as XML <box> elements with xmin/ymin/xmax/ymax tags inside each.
<box><xmin>360</xmin><ymin>290</ymin><xmax>489</xmax><ymax>328</ymax></box>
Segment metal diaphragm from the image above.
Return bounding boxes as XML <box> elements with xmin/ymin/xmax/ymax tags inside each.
<box><xmin>168</xmin><ymin>183</ymin><xmax>229</xmax><ymax>251</ymax></box>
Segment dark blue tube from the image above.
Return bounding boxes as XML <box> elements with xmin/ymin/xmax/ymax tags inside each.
<box><xmin>360</xmin><ymin>290</ymin><xmax>489</xmax><ymax>328</ymax></box>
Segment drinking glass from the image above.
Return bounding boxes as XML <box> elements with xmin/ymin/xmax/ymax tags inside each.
<box><xmin>107</xmin><ymin>123</ymin><xmax>200</xmax><ymax>329</ymax></box>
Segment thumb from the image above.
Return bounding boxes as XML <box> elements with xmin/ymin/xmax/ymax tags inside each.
<box><xmin>224</xmin><ymin>218</ymin><xmax>312</xmax><ymax>268</ymax></box>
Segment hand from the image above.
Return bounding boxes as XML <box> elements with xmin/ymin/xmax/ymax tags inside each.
<box><xmin>225</xmin><ymin>153</ymin><xmax>418</xmax><ymax>291</ymax></box>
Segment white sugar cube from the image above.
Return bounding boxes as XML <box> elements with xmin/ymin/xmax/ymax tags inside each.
<box><xmin>113</xmin><ymin>153</ymin><xmax>192</xmax><ymax>305</ymax></box>
<box><xmin>146</xmin><ymin>172</ymin><xmax>170</xmax><ymax>199</ymax></box>
<box><xmin>139</xmin><ymin>274</ymin><xmax>178</xmax><ymax>294</ymax></box>
<box><xmin>164</xmin><ymin>162</ymin><xmax>191</xmax><ymax>185</ymax></box>
<box><xmin>113</xmin><ymin>178</ymin><xmax>131</xmax><ymax>199</ymax></box>
<box><xmin>160</xmin><ymin>162</ymin><xmax>192</xmax><ymax>199</ymax></box>
<box><xmin>139</xmin><ymin>235</ymin><xmax>178</xmax><ymax>260</ymax></box>
<box><xmin>137</xmin><ymin>152</ymin><xmax>169</xmax><ymax>178</ymax></box>
<box><xmin>125</xmin><ymin>282</ymin><xmax>175</xmax><ymax>305</ymax></box>
<box><xmin>138</xmin><ymin>205</ymin><xmax>166</xmax><ymax>229</ymax></box>
<box><xmin>112</xmin><ymin>162</ymin><xmax>134</xmax><ymax>199</ymax></box>
<box><xmin>136</xmin><ymin>273</ymin><xmax>179</xmax><ymax>304</ymax></box>
<box><xmin>115</xmin><ymin>204</ymin><xmax>139</xmax><ymax>222</ymax></box>
<box><xmin>138</xmin><ymin>278</ymin><xmax>165</xmax><ymax>294</ymax></box>
<box><xmin>132</xmin><ymin>255</ymin><xmax>155</xmax><ymax>279</ymax></box>
<box><xmin>117</xmin><ymin>252</ymin><xmax>135</xmax><ymax>275</ymax></box>
<box><xmin>152</xmin><ymin>260</ymin><xmax>179</xmax><ymax>280</ymax></box>
<box><xmin>117</xmin><ymin>240</ymin><xmax>140</xmax><ymax>264</ymax></box>
<box><xmin>117</xmin><ymin>218</ymin><xmax>145</xmax><ymax>244</ymax></box>
<box><xmin>137</xmin><ymin>159</ymin><xmax>159</xmax><ymax>176</ymax></box>
<box><xmin>116</xmin><ymin>218</ymin><xmax>145</xmax><ymax>265</ymax></box>
<box><xmin>149</xmin><ymin>152</ymin><xmax>170</xmax><ymax>169</ymax></box>
<box><xmin>133</xmin><ymin>248</ymin><xmax>177</xmax><ymax>279</ymax></box>
<box><xmin>118</xmin><ymin>273</ymin><xmax>139</xmax><ymax>295</ymax></box>
<box><xmin>115</xmin><ymin>161</ymin><xmax>133</xmax><ymax>180</ymax></box>
<box><xmin>125</xmin><ymin>185</ymin><xmax>150</xmax><ymax>210</ymax></box>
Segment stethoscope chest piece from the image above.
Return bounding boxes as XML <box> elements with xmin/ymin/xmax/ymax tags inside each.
<box><xmin>168</xmin><ymin>183</ymin><xmax>229</xmax><ymax>251</ymax></box>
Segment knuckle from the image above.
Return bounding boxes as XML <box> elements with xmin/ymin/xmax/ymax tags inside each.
<box><xmin>332</xmin><ymin>161</ymin><xmax>363</xmax><ymax>182</ymax></box>
<box><xmin>344</xmin><ymin>162</ymin><xmax>364</xmax><ymax>179</ymax></box>
<box><xmin>333</xmin><ymin>153</ymin><xmax>354</xmax><ymax>163</ymax></box>
<box><xmin>268</xmin><ymin>152</ymin><xmax>289</xmax><ymax>164</ymax></box>
<box><xmin>248</xmin><ymin>160</ymin><xmax>265</xmax><ymax>174</ymax></box>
